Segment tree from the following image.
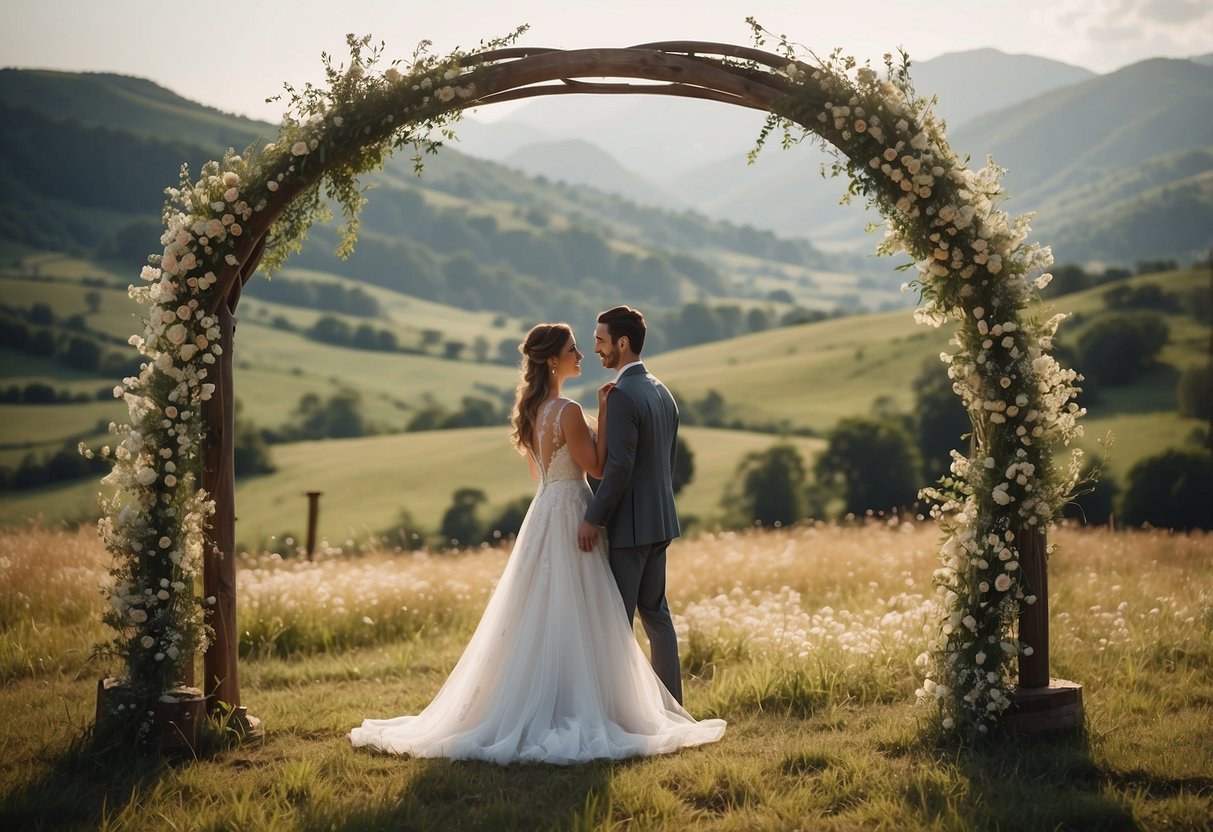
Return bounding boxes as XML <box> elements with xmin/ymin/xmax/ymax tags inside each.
<box><xmin>1075</xmin><ymin>312</ymin><xmax>1170</xmax><ymax>385</ymax></box>
<box><xmin>440</xmin><ymin>487</ymin><xmax>488</xmax><ymax>546</ymax></box>
<box><xmin>1120</xmin><ymin>448</ymin><xmax>1213</xmax><ymax>530</ymax></box>
<box><xmin>233</xmin><ymin>401</ymin><xmax>275</xmax><ymax>478</ymax></box>
<box><xmin>912</xmin><ymin>357</ymin><xmax>971</xmax><ymax>482</ymax></box>
<box><xmin>816</xmin><ymin>417</ymin><xmax>922</xmax><ymax>516</ymax></box>
<box><xmin>484</xmin><ymin>496</ymin><xmax>533</xmax><ymax>542</ymax></box>
<box><xmin>84</xmin><ymin>290</ymin><xmax>103</xmax><ymax>314</ymax></box>
<box><xmin>1177</xmin><ymin>363</ymin><xmax>1212</xmax><ymax>420</ymax></box>
<box><xmin>1060</xmin><ymin>457</ymin><xmax>1119</xmax><ymax>526</ymax></box>
<box><xmin>64</xmin><ymin>336</ymin><xmax>101</xmax><ymax>372</ymax></box>
<box><xmin>673</xmin><ymin>434</ymin><xmax>694</xmax><ymax>496</ymax></box>
<box><xmin>726</xmin><ymin>443</ymin><xmax>808</xmax><ymax>527</ymax></box>
<box><xmin>380</xmin><ymin>508</ymin><xmax>426</xmax><ymax>551</ymax></box>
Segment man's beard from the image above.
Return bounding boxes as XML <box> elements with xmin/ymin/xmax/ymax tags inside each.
<box><xmin>600</xmin><ymin>347</ymin><xmax>620</xmax><ymax>369</ymax></box>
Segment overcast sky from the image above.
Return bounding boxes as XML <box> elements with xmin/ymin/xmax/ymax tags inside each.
<box><xmin>3</xmin><ymin>0</ymin><xmax>1211</xmax><ymax>123</ymax></box>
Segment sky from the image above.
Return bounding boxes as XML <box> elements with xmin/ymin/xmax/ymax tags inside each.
<box><xmin>2</xmin><ymin>0</ymin><xmax>1212</xmax><ymax>123</ymax></box>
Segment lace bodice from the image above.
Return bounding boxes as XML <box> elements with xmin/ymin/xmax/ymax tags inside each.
<box><xmin>533</xmin><ymin>398</ymin><xmax>586</xmax><ymax>486</ymax></box>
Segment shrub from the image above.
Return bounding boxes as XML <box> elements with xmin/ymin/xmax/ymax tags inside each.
<box><xmin>1121</xmin><ymin>448</ymin><xmax>1213</xmax><ymax>530</ymax></box>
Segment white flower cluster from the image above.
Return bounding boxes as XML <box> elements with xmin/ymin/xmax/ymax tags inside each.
<box><xmin>676</xmin><ymin>586</ymin><xmax>933</xmax><ymax>661</ymax></box>
<box><xmin>779</xmin><ymin>51</ymin><xmax>1087</xmax><ymax>735</ymax></box>
<box><xmin>90</xmin><ymin>34</ymin><xmax>498</xmax><ymax>736</ymax></box>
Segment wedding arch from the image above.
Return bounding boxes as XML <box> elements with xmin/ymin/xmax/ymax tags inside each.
<box><xmin>91</xmin><ymin>24</ymin><xmax>1086</xmax><ymax>746</ymax></box>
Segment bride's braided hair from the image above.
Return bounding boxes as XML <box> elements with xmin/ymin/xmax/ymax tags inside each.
<box><xmin>510</xmin><ymin>323</ymin><xmax>573</xmax><ymax>455</ymax></box>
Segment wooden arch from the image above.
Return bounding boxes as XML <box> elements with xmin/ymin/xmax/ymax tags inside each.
<box><xmin>195</xmin><ymin>41</ymin><xmax>1077</xmax><ymax>732</ymax></box>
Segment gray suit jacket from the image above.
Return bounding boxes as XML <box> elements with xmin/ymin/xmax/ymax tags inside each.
<box><xmin>585</xmin><ymin>364</ymin><xmax>681</xmax><ymax>547</ymax></box>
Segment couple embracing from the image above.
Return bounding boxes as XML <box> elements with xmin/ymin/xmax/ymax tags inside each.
<box><xmin>350</xmin><ymin>306</ymin><xmax>726</xmax><ymax>764</ymax></box>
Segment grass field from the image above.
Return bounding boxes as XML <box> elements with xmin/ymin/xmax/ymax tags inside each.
<box><xmin>0</xmin><ymin>426</ymin><xmax>825</xmax><ymax>545</ymax></box>
<box><xmin>1</xmin><ymin>522</ymin><xmax>1210</xmax><ymax>830</ymax></box>
<box><xmin>2</xmin><ymin>261</ymin><xmax>1208</xmax><ymax>535</ymax></box>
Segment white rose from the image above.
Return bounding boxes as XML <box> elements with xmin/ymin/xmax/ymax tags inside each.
<box><xmin>129</xmin><ymin>609</ymin><xmax>148</xmax><ymax>623</ymax></box>
<box><xmin>223</xmin><ymin>171</ymin><xmax>240</xmax><ymax>186</ymax></box>
<box><xmin>136</xmin><ymin>467</ymin><xmax>157</xmax><ymax>486</ymax></box>
<box><xmin>291</xmin><ymin>141</ymin><xmax>309</xmax><ymax>156</ymax></box>
<box><xmin>179</xmin><ymin>344</ymin><xmax>198</xmax><ymax>362</ymax></box>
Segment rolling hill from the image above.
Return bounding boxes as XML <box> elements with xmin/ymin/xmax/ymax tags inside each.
<box><xmin>456</xmin><ymin>54</ymin><xmax>1213</xmax><ymax>264</ymax></box>
<box><xmin>1</xmin><ymin>67</ymin><xmax>897</xmax><ymax>327</ymax></box>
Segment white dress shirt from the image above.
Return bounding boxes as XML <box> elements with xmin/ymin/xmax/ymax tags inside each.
<box><xmin>614</xmin><ymin>360</ymin><xmax>645</xmax><ymax>381</ymax></box>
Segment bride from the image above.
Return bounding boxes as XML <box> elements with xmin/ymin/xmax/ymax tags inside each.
<box><xmin>349</xmin><ymin>323</ymin><xmax>725</xmax><ymax>764</ymax></box>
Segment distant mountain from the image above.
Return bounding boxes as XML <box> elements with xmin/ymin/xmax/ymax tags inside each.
<box><xmin>502</xmin><ymin>138</ymin><xmax>683</xmax><ymax>207</ymax></box>
<box><xmin>456</xmin><ymin>49</ymin><xmax>1097</xmax><ymax>186</ymax></box>
<box><xmin>948</xmin><ymin>58</ymin><xmax>1213</xmax><ymax>262</ymax></box>
<box><xmin>452</xmin><ymin>49</ymin><xmax>1113</xmax><ymax>253</ymax></box>
<box><xmin>1193</xmin><ymin>52</ymin><xmax>1213</xmax><ymax>66</ymax></box>
<box><xmin>655</xmin><ymin>56</ymin><xmax>1213</xmax><ymax>262</ymax></box>
<box><xmin>905</xmin><ymin>49</ymin><xmax>1096</xmax><ymax>129</ymax></box>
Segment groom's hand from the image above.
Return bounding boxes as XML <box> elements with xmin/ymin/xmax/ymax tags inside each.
<box><xmin>577</xmin><ymin>520</ymin><xmax>601</xmax><ymax>551</ymax></box>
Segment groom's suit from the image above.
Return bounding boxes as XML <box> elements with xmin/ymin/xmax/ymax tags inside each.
<box><xmin>585</xmin><ymin>363</ymin><xmax>683</xmax><ymax>703</ymax></box>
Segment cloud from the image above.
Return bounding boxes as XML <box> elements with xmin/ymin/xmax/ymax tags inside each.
<box><xmin>1137</xmin><ymin>0</ymin><xmax>1211</xmax><ymax>25</ymax></box>
<box><xmin>1039</xmin><ymin>0</ymin><xmax>1212</xmax><ymax>52</ymax></box>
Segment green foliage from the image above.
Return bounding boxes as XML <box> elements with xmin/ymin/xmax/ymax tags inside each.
<box><xmin>816</xmin><ymin>417</ymin><xmax>922</xmax><ymax>517</ymax></box>
<box><xmin>725</xmin><ymin>443</ymin><xmax>808</xmax><ymax>527</ymax></box>
<box><xmin>378</xmin><ymin>508</ymin><xmax>427</xmax><ymax>551</ymax></box>
<box><xmin>1177</xmin><ymin>362</ymin><xmax>1212</xmax><ymax>420</ymax></box>
<box><xmin>483</xmin><ymin>495</ymin><xmax>532</xmax><ymax>542</ymax></box>
<box><xmin>277</xmin><ymin>390</ymin><xmax>370</xmax><ymax>441</ymax></box>
<box><xmin>439</xmin><ymin>487</ymin><xmax>487</xmax><ymax>546</ymax></box>
<box><xmin>1102</xmin><ymin>282</ymin><xmax>1181</xmax><ymax>313</ymax></box>
<box><xmin>1060</xmin><ymin>456</ymin><xmax>1119</xmax><ymax>526</ymax></box>
<box><xmin>232</xmin><ymin>401</ymin><xmax>275</xmax><ymax>478</ymax></box>
<box><xmin>672</xmin><ymin>433</ymin><xmax>694</xmax><ymax>497</ymax></box>
<box><xmin>1075</xmin><ymin>312</ymin><xmax>1170</xmax><ymax>385</ymax></box>
<box><xmin>911</xmin><ymin>357</ymin><xmax>971</xmax><ymax>481</ymax></box>
<box><xmin>1120</xmin><ymin>447</ymin><xmax>1213</xmax><ymax>530</ymax></box>
<box><xmin>242</xmin><ymin>275</ymin><xmax>381</xmax><ymax>316</ymax></box>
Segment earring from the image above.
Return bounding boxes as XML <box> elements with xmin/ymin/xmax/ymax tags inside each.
<box><xmin>550</xmin><ymin>366</ymin><xmax>556</xmax><ymax>375</ymax></box>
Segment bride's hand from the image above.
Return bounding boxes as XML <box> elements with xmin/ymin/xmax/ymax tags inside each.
<box><xmin>597</xmin><ymin>382</ymin><xmax>615</xmax><ymax>409</ymax></box>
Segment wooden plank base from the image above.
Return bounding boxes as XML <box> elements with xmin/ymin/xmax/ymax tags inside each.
<box><xmin>1005</xmin><ymin>678</ymin><xmax>1084</xmax><ymax>733</ymax></box>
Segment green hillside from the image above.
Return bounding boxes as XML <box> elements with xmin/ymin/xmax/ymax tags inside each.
<box><xmin>3</xmin><ymin>259</ymin><xmax>1205</xmax><ymax>534</ymax></box>
<box><xmin>0</xmin><ymin>425</ymin><xmax>825</xmax><ymax>545</ymax></box>
<box><xmin>654</xmin><ymin>268</ymin><xmax>1209</xmax><ymax>479</ymax></box>
<box><xmin>949</xmin><ymin>59</ymin><xmax>1213</xmax><ymax>262</ymax></box>
<box><xmin>0</xmin><ymin>68</ymin><xmax>888</xmax><ymax>326</ymax></box>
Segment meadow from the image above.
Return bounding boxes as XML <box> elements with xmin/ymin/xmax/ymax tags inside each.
<box><xmin>1</xmin><ymin>521</ymin><xmax>1210</xmax><ymax>830</ymax></box>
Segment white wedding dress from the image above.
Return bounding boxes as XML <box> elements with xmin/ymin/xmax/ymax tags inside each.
<box><xmin>349</xmin><ymin>397</ymin><xmax>725</xmax><ymax>764</ymax></box>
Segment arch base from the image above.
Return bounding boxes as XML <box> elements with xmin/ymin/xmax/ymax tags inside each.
<box><xmin>1005</xmin><ymin>679</ymin><xmax>1084</xmax><ymax>733</ymax></box>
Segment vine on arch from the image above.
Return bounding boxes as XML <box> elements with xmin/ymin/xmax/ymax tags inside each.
<box><xmin>90</xmin><ymin>25</ymin><xmax>1083</xmax><ymax>742</ymax></box>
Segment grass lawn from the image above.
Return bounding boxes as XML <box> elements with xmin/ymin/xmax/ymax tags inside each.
<box><xmin>1</xmin><ymin>522</ymin><xmax>1210</xmax><ymax>830</ymax></box>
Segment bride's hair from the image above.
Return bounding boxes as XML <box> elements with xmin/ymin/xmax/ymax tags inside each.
<box><xmin>510</xmin><ymin>323</ymin><xmax>573</xmax><ymax>455</ymax></box>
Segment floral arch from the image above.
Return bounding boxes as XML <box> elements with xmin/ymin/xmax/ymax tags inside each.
<box><xmin>92</xmin><ymin>25</ymin><xmax>1085</xmax><ymax>745</ymax></box>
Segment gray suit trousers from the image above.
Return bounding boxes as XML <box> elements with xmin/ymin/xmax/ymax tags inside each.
<box><xmin>609</xmin><ymin>539</ymin><xmax>682</xmax><ymax>704</ymax></box>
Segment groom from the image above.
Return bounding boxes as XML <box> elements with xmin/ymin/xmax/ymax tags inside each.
<box><xmin>578</xmin><ymin>305</ymin><xmax>684</xmax><ymax>704</ymax></box>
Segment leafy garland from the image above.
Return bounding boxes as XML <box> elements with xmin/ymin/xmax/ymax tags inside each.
<box><xmin>91</xmin><ymin>24</ymin><xmax>1083</xmax><ymax>743</ymax></box>
<box><xmin>748</xmin><ymin>21</ymin><xmax>1085</xmax><ymax>736</ymax></box>
<box><xmin>88</xmin><ymin>30</ymin><xmax>518</xmax><ymax>743</ymax></box>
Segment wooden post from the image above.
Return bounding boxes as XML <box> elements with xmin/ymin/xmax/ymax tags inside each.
<box><xmin>1008</xmin><ymin>527</ymin><xmax>1084</xmax><ymax>731</ymax></box>
<box><xmin>202</xmin><ymin>301</ymin><xmax>239</xmax><ymax>710</ymax></box>
<box><xmin>304</xmin><ymin>491</ymin><xmax>323</xmax><ymax>562</ymax></box>
<box><xmin>1017</xmin><ymin>529</ymin><xmax>1050</xmax><ymax>687</ymax></box>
